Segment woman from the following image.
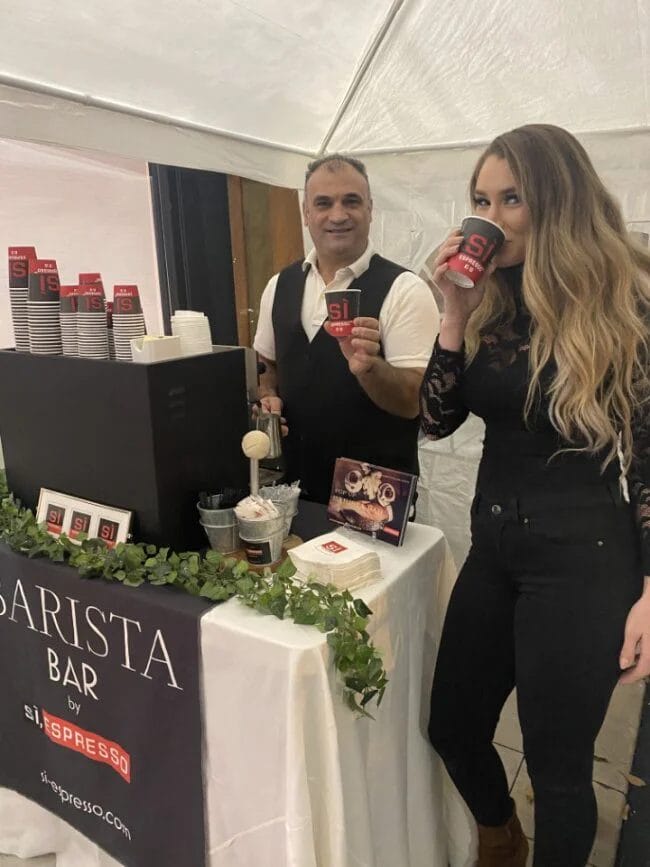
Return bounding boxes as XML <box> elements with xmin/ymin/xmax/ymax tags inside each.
<box><xmin>421</xmin><ymin>124</ymin><xmax>650</xmax><ymax>866</ymax></box>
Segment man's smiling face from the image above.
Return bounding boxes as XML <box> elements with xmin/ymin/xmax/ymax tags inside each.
<box><xmin>303</xmin><ymin>163</ymin><xmax>373</xmax><ymax>268</ymax></box>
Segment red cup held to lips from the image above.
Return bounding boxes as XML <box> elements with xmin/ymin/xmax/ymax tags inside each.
<box><xmin>325</xmin><ymin>288</ymin><xmax>361</xmax><ymax>338</ymax></box>
<box><xmin>446</xmin><ymin>216</ymin><xmax>505</xmax><ymax>288</ymax></box>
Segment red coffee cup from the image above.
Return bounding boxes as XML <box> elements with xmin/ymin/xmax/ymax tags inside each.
<box><xmin>325</xmin><ymin>288</ymin><xmax>361</xmax><ymax>338</ymax></box>
<box><xmin>446</xmin><ymin>217</ymin><xmax>505</xmax><ymax>288</ymax></box>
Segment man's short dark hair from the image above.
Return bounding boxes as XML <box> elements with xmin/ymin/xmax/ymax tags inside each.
<box><xmin>305</xmin><ymin>154</ymin><xmax>370</xmax><ymax>193</ymax></box>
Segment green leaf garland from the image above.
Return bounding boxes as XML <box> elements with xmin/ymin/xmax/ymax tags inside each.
<box><xmin>0</xmin><ymin>471</ymin><xmax>387</xmax><ymax>716</ymax></box>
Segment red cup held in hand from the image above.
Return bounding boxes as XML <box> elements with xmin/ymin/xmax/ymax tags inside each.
<box><xmin>324</xmin><ymin>288</ymin><xmax>361</xmax><ymax>338</ymax></box>
<box><xmin>446</xmin><ymin>216</ymin><xmax>505</xmax><ymax>288</ymax></box>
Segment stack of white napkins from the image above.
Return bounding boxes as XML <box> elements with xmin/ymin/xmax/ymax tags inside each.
<box><xmin>288</xmin><ymin>531</ymin><xmax>381</xmax><ymax>591</ymax></box>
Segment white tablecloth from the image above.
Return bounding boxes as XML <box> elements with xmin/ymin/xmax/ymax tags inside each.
<box><xmin>0</xmin><ymin>524</ymin><xmax>475</xmax><ymax>867</ymax></box>
<box><xmin>417</xmin><ymin>414</ymin><xmax>484</xmax><ymax>572</ymax></box>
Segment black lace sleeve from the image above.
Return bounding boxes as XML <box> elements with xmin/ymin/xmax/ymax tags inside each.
<box><xmin>629</xmin><ymin>395</ymin><xmax>650</xmax><ymax>575</ymax></box>
<box><xmin>419</xmin><ymin>337</ymin><xmax>469</xmax><ymax>439</ymax></box>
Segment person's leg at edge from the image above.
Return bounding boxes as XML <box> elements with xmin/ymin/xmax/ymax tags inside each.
<box><xmin>514</xmin><ymin>515</ymin><xmax>642</xmax><ymax>866</ymax></box>
<box><xmin>429</xmin><ymin>536</ymin><xmax>517</xmax><ymax>828</ymax></box>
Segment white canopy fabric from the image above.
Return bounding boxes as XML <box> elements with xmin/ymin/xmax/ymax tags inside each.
<box><xmin>0</xmin><ymin>0</ymin><xmax>649</xmax><ymax>265</ymax></box>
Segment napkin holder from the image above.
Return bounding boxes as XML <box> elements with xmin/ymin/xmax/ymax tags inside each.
<box><xmin>131</xmin><ymin>335</ymin><xmax>183</xmax><ymax>363</ymax></box>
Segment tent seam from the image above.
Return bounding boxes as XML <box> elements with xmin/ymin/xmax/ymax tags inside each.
<box><xmin>345</xmin><ymin>125</ymin><xmax>650</xmax><ymax>157</ymax></box>
<box><xmin>316</xmin><ymin>0</ymin><xmax>408</xmax><ymax>157</ymax></box>
<box><xmin>0</xmin><ymin>74</ymin><xmax>315</xmax><ymax>157</ymax></box>
<box><xmin>636</xmin><ymin>0</ymin><xmax>650</xmax><ymax>125</ymax></box>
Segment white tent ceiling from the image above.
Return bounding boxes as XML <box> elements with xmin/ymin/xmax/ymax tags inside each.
<box><xmin>0</xmin><ymin>0</ymin><xmax>649</xmax><ymax>265</ymax></box>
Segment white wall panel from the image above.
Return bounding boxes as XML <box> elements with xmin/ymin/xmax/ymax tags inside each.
<box><xmin>0</xmin><ymin>139</ymin><xmax>162</xmax><ymax>349</ymax></box>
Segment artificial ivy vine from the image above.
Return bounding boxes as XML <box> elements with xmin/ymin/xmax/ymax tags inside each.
<box><xmin>0</xmin><ymin>472</ymin><xmax>387</xmax><ymax>716</ymax></box>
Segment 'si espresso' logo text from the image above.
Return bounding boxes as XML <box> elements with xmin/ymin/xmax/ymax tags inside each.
<box><xmin>24</xmin><ymin>703</ymin><xmax>131</xmax><ymax>782</ymax></box>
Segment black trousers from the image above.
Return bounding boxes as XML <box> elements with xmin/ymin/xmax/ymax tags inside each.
<box><xmin>429</xmin><ymin>483</ymin><xmax>643</xmax><ymax>866</ymax></box>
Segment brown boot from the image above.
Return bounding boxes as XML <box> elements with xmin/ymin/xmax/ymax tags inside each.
<box><xmin>477</xmin><ymin>809</ymin><xmax>529</xmax><ymax>866</ymax></box>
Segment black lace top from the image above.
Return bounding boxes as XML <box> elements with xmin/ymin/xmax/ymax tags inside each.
<box><xmin>420</xmin><ymin>265</ymin><xmax>650</xmax><ymax>574</ymax></box>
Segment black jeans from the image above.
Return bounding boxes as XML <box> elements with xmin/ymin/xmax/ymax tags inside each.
<box><xmin>429</xmin><ymin>484</ymin><xmax>642</xmax><ymax>866</ymax></box>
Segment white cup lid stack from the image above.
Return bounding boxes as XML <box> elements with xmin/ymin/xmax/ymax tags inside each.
<box><xmin>171</xmin><ymin>310</ymin><xmax>213</xmax><ymax>356</ymax></box>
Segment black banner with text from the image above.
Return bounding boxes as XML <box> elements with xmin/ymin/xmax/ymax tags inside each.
<box><xmin>0</xmin><ymin>545</ymin><xmax>211</xmax><ymax>866</ymax></box>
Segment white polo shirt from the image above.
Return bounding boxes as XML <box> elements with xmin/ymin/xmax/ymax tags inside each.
<box><xmin>253</xmin><ymin>243</ymin><xmax>439</xmax><ymax>368</ymax></box>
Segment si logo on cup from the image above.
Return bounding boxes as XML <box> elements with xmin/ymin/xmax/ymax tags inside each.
<box><xmin>446</xmin><ymin>217</ymin><xmax>505</xmax><ymax>288</ymax></box>
<box><xmin>325</xmin><ymin>288</ymin><xmax>361</xmax><ymax>338</ymax></box>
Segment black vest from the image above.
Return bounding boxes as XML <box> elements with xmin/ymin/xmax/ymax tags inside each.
<box><xmin>272</xmin><ymin>254</ymin><xmax>420</xmax><ymax>503</ymax></box>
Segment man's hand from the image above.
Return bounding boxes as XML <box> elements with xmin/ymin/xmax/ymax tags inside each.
<box><xmin>324</xmin><ymin>316</ymin><xmax>381</xmax><ymax>376</ymax></box>
<box><xmin>253</xmin><ymin>396</ymin><xmax>289</xmax><ymax>437</ymax></box>
<box><xmin>256</xmin><ymin>356</ymin><xmax>289</xmax><ymax>435</ymax></box>
<box><xmin>260</xmin><ymin>395</ymin><xmax>283</xmax><ymax>415</ymax></box>
<box><xmin>323</xmin><ymin>316</ymin><xmax>423</xmax><ymax>417</ymax></box>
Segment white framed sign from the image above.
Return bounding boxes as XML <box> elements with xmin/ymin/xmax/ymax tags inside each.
<box><xmin>36</xmin><ymin>488</ymin><xmax>132</xmax><ymax>548</ymax></box>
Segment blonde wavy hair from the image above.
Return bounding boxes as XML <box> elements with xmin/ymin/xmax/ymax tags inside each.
<box><xmin>465</xmin><ymin>124</ymin><xmax>650</xmax><ymax>472</ymax></box>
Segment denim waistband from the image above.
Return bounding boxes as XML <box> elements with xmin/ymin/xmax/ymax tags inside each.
<box><xmin>472</xmin><ymin>480</ymin><xmax>626</xmax><ymax>521</ymax></box>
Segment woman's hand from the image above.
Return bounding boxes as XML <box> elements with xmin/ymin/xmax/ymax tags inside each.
<box><xmin>432</xmin><ymin>230</ymin><xmax>496</xmax><ymax>325</ymax></box>
<box><xmin>618</xmin><ymin>586</ymin><xmax>650</xmax><ymax>683</ymax></box>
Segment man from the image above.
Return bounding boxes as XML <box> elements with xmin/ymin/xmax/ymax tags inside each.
<box><xmin>253</xmin><ymin>155</ymin><xmax>439</xmax><ymax>504</ymax></box>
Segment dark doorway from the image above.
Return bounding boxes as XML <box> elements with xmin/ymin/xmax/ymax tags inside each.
<box><xmin>149</xmin><ymin>164</ymin><xmax>238</xmax><ymax>345</ymax></box>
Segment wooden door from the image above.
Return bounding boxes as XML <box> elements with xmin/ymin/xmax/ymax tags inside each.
<box><xmin>228</xmin><ymin>177</ymin><xmax>304</xmax><ymax>347</ymax></box>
